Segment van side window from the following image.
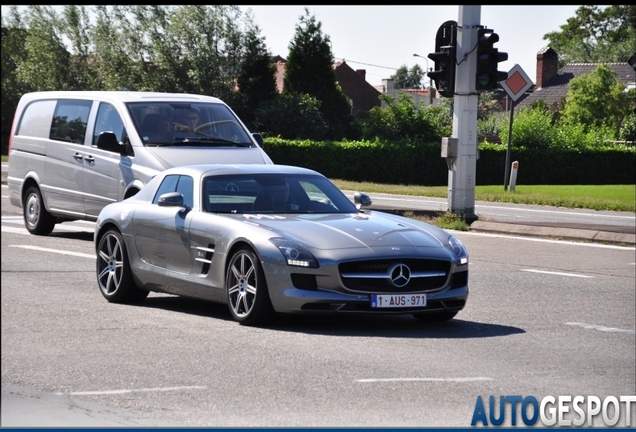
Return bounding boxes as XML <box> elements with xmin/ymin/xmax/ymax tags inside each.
<box><xmin>50</xmin><ymin>99</ymin><xmax>92</xmax><ymax>144</ymax></box>
<box><xmin>93</xmin><ymin>103</ymin><xmax>126</xmax><ymax>146</ymax></box>
<box><xmin>16</xmin><ymin>100</ymin><xmax>57</xmax><ymax>138</ymax></box>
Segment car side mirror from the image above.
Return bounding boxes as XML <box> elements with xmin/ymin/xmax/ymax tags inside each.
<box><xmin>96</xmin><ymin>131</ymin><xmax>125</xmax><ymax>154</ymax></box>
<box><xmin>158</xmin><ymin>192</ymin><xmax>184</xmax><ymax>207</ymax></box>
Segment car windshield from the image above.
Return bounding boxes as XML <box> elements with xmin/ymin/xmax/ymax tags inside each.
<box><xmin>127</xmin><ymin>101</ymin><xmax>253</xmax><ymax>146</ymax></box>
<box><xmin>202</xmin><ymin>174</ymin><xmax>359</xmax><ymax>214</ymax></box>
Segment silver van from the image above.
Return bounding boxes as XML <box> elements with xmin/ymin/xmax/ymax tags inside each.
<box><xmin>7</xmin><ymin>91</ymin><xmax>273</xmax><ymax>235</ymax></box>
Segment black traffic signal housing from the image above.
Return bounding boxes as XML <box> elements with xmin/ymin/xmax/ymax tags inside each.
<box><xmin>427</xmin><ymin>20</ymin><xmax>457</xmax><ymax>98</ymax></box>
<box><xmin>475</xmin><ymin>26</ymin><xmax>508</xmax><ymax>91</ymax></box>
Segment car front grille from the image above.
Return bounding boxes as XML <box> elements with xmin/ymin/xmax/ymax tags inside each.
<box><xmin>338</xmin><ymin>259</ymin><xmax>452</xmax><ymax>293</ymax></box>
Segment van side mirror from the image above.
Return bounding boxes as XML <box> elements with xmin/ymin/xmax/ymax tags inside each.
<box><xmin>354</xmin><ymin>192</ymin><xmax>372</xmax><ymax>210</ymax></box>
<box><xmin>96</xmin><ymin>131</ymin><xmax>124</xmax><ymax>154</ymax></box>
<box><xmin>252</xmin><ymin>132</ymin><xmax>264</xmax><ymax>149</ymax></box>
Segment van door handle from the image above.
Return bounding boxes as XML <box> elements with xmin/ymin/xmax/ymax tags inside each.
<box><xmin>84</xmin><ymin>155</ymin><xmax>95</xmax><ymax>163</ymax></box>
<box><xmin>73</xmin><ymin>152</ymin><xmax>83</xmax><ymax>160</ymax></box>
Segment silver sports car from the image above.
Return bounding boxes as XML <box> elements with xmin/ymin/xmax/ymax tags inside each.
<box><xmin>94</xmin><ymin>164</ymin><xmax>469</xmax><ymax>326</ymax></box>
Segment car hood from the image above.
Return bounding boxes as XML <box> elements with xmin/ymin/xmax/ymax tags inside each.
<box><xmin>243</xmin><ymin>212</ymin><xmax>446</xmax><ymax>250</ymax></box>
<box><xmin>145</xmin><ymin>146</ymin><xmax>269</xmax><ymax>168</ymax></box>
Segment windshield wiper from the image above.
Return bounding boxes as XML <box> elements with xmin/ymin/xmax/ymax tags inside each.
<box><xmin>174</xmin><ymin>137</ymin><xmax>251</xmax><ymax>147</ymax></box>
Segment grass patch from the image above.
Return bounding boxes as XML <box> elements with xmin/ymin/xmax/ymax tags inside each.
<box><xmin>334</xmin><ymin>180</ymin><xmax>635</xmax><ymax>212</ymax></box>
<box><xmin>403</xmin><ymin>210</ymin><xmax>469</xmax><ymax>231</ymax></box>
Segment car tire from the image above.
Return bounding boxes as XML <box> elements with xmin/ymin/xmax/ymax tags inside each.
<box><xmin>23</xmin><ymin>186</ymin><xmax>55</xmax><ymax>236</ymax></box>
<box><xmin>412</xmin><ymin>311</ymin><xmax>458</xmax><ymax>322</ymax></box>
<box><xmin>226</xmin><ymin>247</ymin><xmax>275</xmax><ymax>326</ymax></box>
<box><xmin>96</xmin><ymin>229</ymin><xmax>149</xmax><ymax>304</ymax></box>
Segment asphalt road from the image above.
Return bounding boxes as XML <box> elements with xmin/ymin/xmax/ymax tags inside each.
<box><xmin>1</xmin><ymin>185</ymin><xmax>635</xmax><ymax>428</ymax></box>
<box><xmin>2</xmin><ymin>163</ymin><xmax>634</xmax><ymax>245</ymax></box>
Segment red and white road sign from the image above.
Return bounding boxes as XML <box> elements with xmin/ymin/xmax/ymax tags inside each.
<box><xmin>500</xmin><ymin>64</ymin><xmax>533</xmax><ymax>102</ymax></box>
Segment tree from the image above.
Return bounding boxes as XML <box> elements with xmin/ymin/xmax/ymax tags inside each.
<box><xmin>284</xmin><ymin>8</ymin><xmax>354</xmax><ymax>140</ymax></box>
<box><xmin>559</xmin><ymin>64</ymin><xmax>633</xmax><ymax>139</ymax></box>
<box><xmin>391</xmin><ymin>64</ymin><xmax>425</xmax><ymax>89</ymax></box>
<box><xmin>14</xmin><ymin>6</ymin><xmax>73</xmax><ymax>91</ymax></box>
<box><xmin>256</xmin><ymin>93</ymin><xmax>328</xmax><ymax>140</ymax></box>
<box><xmin>1</xmin><ymin>7</ymin><xmax>30</xmax><ymax>154</ymax></box>
<box><xmin>362</xmin><ymin>93</ymin><xmax>443</xmax><ymax>143</ymax></box>
<box><xmin>235</xmin><ymin>25</ymin><xmax>278</xmax><ymax>130</ymax></box>
<box><xmin>543</xmin><ymin>5</ymin><xmax>636</xmax><ymax>67</ymax></box>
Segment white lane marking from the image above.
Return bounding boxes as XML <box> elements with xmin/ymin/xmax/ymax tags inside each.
<box><xmin>566</xmin><ymin>322</ymin><xmax>635</xmax><ymax>335</ymax></box>
<box><xmin>356</xmin><ymin>377</ymin><xmax>494</xmax><ymax>383</ymax></box>
<box><xmin>521</xmin><ymin>269</ymin><xmax>594</xmax><ymax>278</ymax></box>
<box><xmin>344</xmin><ymin>192</ymin><xmax>636</xmax><ymax>221</ymax></box>
<box><xmin>56</xmin><ymin>386</ymin><xmax>207</xmax><ymax>396</ymax></box>
<box><xmin>454</xmin><ymin>230</ymin><xmax>635</xmax><ymax>251</ymax></box>
<box><xmin>2</xmin><ymin>226</ymin><xmax>32</xmax><ymax>235</ymax></box>
<box><xmin>9</xmin><ymin>244</ymin><xmax>94</xmax><ymax>259</ymax></box>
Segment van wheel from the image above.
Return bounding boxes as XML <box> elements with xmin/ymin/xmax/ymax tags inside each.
<box><xmin>23</xmin><ymin>186</ymin><xmax>55</xmax><ymax>236</ymax></box>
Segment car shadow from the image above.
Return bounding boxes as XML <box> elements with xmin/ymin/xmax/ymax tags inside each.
<box><xmin>50</xmin><ymin>231</ymin><xmax>94</xmax><ymax>242</ymax></box>
<box><xmin>138</xmin><ymin>294</ymin><xmax>524</xmax><ymax>339</ymax></box>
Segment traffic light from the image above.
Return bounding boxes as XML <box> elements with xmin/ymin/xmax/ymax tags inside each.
<box><xmin>427</xmin><ymin>20</ymin><xmax>457</xmax><ymax>98</ymax></box>
<box><xmin>475</xmin><ymin>26</ymin><xmax>508</xmax><ymax>91</ymax></box>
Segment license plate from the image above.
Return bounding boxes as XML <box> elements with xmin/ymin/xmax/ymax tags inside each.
<box><xmin>370</xmin><ymin>294</ymin><xmax>427</xmax><ymax>308</ymax></box>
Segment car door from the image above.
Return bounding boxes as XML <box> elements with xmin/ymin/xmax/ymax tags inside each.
<box><xmin>131</xmin><ymin>174</ymin><xmax>194</xmax><ymax>274</ymax></box>
<box><xmin>44</xmin><ymin>99</ymin><xmax>93</xmax><ymax>216</ymax></box>
<box><xmin>83</xmin><ymin>102</ymin><xmax>128</xmax><ymax>217</ymax></box>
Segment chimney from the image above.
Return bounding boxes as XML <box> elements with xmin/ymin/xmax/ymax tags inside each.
<box><xmin>536</xmin><ymin>46</ymin><xmax>559</xmax><ymax>89</ymax></box>
<box><xmin>356</xmin><ymin>69</ymin><xmax>366</xmax><ymax>80</ymax></box>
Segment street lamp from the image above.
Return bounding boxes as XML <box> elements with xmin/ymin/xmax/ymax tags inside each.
<box><xmin>413</xmin><ymin>53</ymin><xmax>434</xmax><ymax>105</ymax></box>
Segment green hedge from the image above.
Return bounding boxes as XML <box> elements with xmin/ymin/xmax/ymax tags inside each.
<box><xmin>264</xmin><ymin>138</ymin><xmax>636</xmax><ymax>185</ymax></box>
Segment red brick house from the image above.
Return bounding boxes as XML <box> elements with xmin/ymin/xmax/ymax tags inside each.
<box><xmin>513</xmin><ymin>47</ymin><xmax>636</xmax><ymax>110</ymax></box>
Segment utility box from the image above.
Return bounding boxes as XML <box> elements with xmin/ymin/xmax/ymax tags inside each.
<box><xmin>441</xmin><ymin>137</ymin><xmax>458</xmax><ymax>171</ymax></box>
<box><xmin>441</xmin><ymin>137</ymin><xmax>458</xmax><ymax>158</ymax></box>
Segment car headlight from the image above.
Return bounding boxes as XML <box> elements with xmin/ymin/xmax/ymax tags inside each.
<box><xmin>448</xmin><ymin>235</ymin><xmax>469</xmax><ymax>265</ymax></box>
<box><xmin>269</xmin><ymin>238</ymin><xmax>318</xmax><ymax>268</ymax></box>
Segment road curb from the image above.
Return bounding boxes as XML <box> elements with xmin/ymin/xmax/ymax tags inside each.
<box><xmin>469</xmin><ymin>221</ymin><xmax>635</xmax><ymax>246</ymax></box>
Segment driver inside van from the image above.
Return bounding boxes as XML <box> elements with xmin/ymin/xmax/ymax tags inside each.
<box><xmin>184</xmin><ymin>109</ymin><xmax>200</xmax><ymax>131</ymax></box>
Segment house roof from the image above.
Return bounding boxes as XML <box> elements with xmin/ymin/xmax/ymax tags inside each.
<box><xmin>332</xmin><ymin>60</ymin><xmax>381</xmax><ymax>114</ymax></box>
<box><xmin>272</xmin><ymin>58</ymin><xmax>381</xmax><ymax>114</ymax></box>
<box><xmin>517</xmin><ymin>62</ymin><xmax>635</xmax><ymax>109</ymax></box>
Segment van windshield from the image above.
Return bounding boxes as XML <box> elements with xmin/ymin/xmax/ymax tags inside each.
<box><xmin>127</xmin><ymin>102</ymin><xmax>254</xmax><ymax>147</ymax></box>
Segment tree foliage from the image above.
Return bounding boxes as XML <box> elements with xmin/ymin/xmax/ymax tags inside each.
<box><xmin>362</xmin><ymin>93</ymin><xmax>444</xmax><ymax>143</ymax></box>
<box><xmin>543</xmin><ymin>5</ymin><xmax>636</xmax><ymax>67</ymax></box>
<box><xmin>283</xmin><ymin>8</ymin><xmax>354</xmax><ymax>139</ymax></box>
<box><xmin>391</xmin><ymin>64</ymin><xmax>425</xmax><ymax>89</ymax></box>
<box><xmin>560</xmin><ymin>64</ymin><xmax>632</xmax><ymax>138</ymax></box>
<box><xmin>235</xmin><ymin>24</ymin><xmax>278</xmax><ymax>130</ymax></box>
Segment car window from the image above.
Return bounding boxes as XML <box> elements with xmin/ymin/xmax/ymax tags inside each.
<box><xmin>93</xmin><ymin>103</ymin><xmax>126</xmax><ymax>146</ymax></box>
<box><xmin>152</xmin><ymin>174</ymin><xmax>194</xmax><ymax>208</ymax></box>
<box><xmin>202</xmin><ymin>174</ymin><xmax>358</xmax><ymax>214</ymax></box>
<box><xmin>126</xmin><ymin>101</ymin><xmax>253</xmax><ymax>146</ymax></box>
<box><xmin>50</xmin><ymin>99</ymin><xmax>93</xmax><ymax>144</ymax></box>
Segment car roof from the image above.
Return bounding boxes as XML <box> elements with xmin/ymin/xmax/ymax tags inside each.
<box><xmin>20</xmin><ymin>90</ymin><xmax>224</xmax><ymax>104</ymax></box>
<box><xmin>161</xmin><ymin>164</ymin><xmax>323</xmax><ymax>178</ymax></box>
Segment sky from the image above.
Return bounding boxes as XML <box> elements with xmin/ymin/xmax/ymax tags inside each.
<box><xmin>1</xmin><ymin>5</ymin><xmax>582</xmax><ymax>87</ymax></box>
<box><xmin>238</xmin><ymin>5</ymin><xmax>582</xmax><ymax>86</ymax></box>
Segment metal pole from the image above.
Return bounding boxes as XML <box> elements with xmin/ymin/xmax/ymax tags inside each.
<box><xmin>504</xmin><ymin>96</ymin><xmax>515</xmax><ymax>190</ymax></box>
<box><xmin>448</xmin><ymin>5</ymin><xmax>480</xmax><ymax>223</ymax></box>
<box><xmin>413</xmin><ymin>53</ymin><xmax>433</xmax><ymax>106</ymax></box>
